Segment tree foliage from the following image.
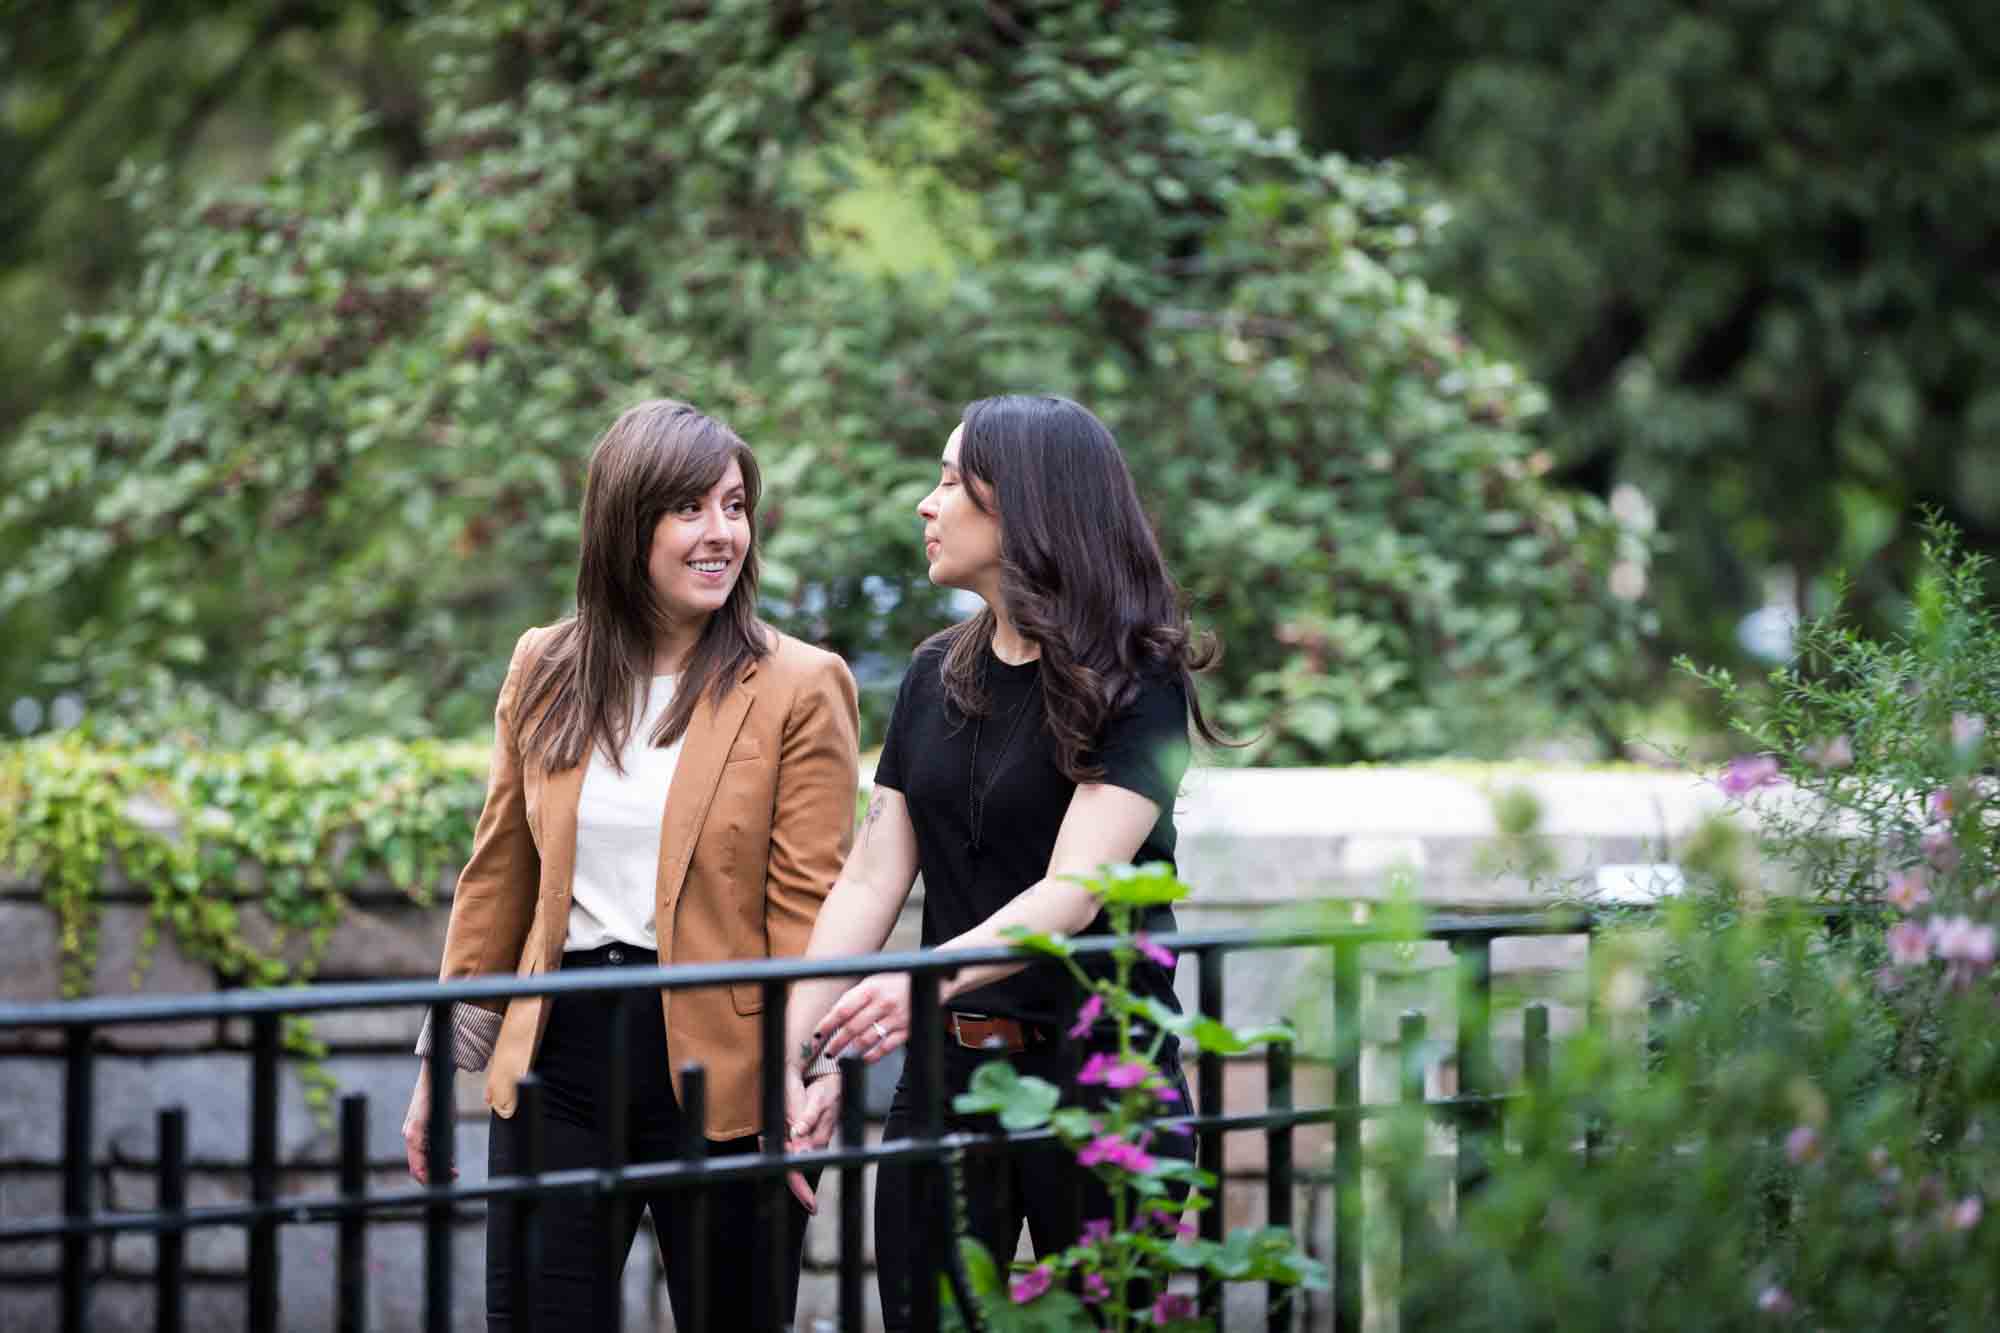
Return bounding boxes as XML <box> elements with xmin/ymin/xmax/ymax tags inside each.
<box><xmin>1186</xmin><ymin>0</ymin><xmax>2000</xmax><ymax>673</ymax></box>
<box><xmin>2</xmin><ymin>0</ymin><xmax>1647</xmax><ymax>759</ymax></box>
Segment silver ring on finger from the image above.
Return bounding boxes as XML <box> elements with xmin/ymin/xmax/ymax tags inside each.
<box><xmin>872</xmin><ymin>1020</ymin><xmax>888</xmax><ymax>1042</ymax></box>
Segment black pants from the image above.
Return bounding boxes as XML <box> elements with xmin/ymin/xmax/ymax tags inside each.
<box><xmin>484</xmin><ymin>952</ymin><xmax>813</xmax><ymax>1331</ymax></box>
<box><xmin>874</xmin><ymin>1035</ymin><xmax>1194</xmax><ymax>1333</ymax></box>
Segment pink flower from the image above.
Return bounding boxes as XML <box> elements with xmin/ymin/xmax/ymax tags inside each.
<box><xmin>1150</xmin><ymin>1207</ymin><xmax>1197</xmax><ymax>1238</ymax></box>
<box><xmin>1135</xmin><ymin>933</ymin><xmax>1177</xmax><ymax>970</ymax></box>
<box><xmin>1929</xmin><ymin>786</ymin><xmax>1957</xmax><ymax>821</ymax></box>
<box><xmin>1923</xmin><ymin>826</ymin><xmax>1961</xmax><ymax>872</ymax></box>
<box><xmin>1949</xmin><ymin>1196</ymin><xmax>1983</xmax><ymax>1231</ymax></box>
<box><xmin>1718</xmin><ymin>754</ymin><xmax>1782</xmax><ymax>796</ymax></box>
<box><xmin>1081</xmin><ymin>1272</ymin><xmax>1111</xmax><ymax>1305</ymax></box>
<box><xmin>1756</xmin><ymin>1285</ymin><xmax>1794</xmax><ymax>1316</ymax></box>
<box><xmin>1149</xmin><ymin>1291</ymin><xmax>1198</xmax><ymax>1324</ymax></box>
<box><xmin>1077</xmin><ymin>1135</ymin><xmax>1155</xmax><ymax>1173</ymax></box>
<box><xmin>1806</xmin><ymin>735</ymin><xmax>1854</xmax><ymax>769</ymax></box>
<box><xmin>1009</xmin><ymin>1263</ymin><xmax>1053</xmax><ymax>1304</ymax></box>
<box><xmin>1068</xmin><ymin>993</ymin><xmax>1104</xmax><ymax>1039</ymax></box>
<box><xmin>1887</xmin><ymin>921</ymin><xmax>1931</xmax><ymax>967</ymax></box>
<box><xmin>1081</xmin><ymin>1217</ymin><xmax>1112</xmax><ymax>1247</ymax></box>
<box><xmin>1930</xmin><ymin>915</ymin><xmax>1997</xmax><ymax>985</ymax></box>
<box><xmin>1952</xmin><ymin>713</ymin><xmax>1986</xmax><ymax>752</ymax></box>
<box><xmin>1784</xmin><ymin>1126</ymin><xmax>1819</xmax><ymax>1166</ymax></box>
<box><xmin>1153</xmin><ymin>1084</ymin><xmax>1182</xmax><ymax>1104</ymax></box>
<box><xmin>1884</xmin><ymin>868</ymin><xmax>1931</xmax><ymax>913</ymax></box>
<box><xmin>1078</xmin><ymin>1053</ymin><xmax>1152</xmax><ymax>1089</ymax></box>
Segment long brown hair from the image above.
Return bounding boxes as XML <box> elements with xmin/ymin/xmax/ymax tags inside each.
<box><xmin>517</xmin><ymin>399</ymin><xmax>770</xmax><ymax>772</ymax></box>
<box><xmin>932</xmin><ymin>394</ymin><xmax>1230</xmax><ymax>782</ymax></box>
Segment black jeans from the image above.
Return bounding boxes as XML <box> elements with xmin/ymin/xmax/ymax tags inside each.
<box><xmin>484</xmin><ymin>951</ymin><xmax>814</xmax><ymax>1331</ymax></box>
<box><xmin>874</xmin><ymin>1033</ymin><xmax>1194</xmax><ymax>1333</ymax></box>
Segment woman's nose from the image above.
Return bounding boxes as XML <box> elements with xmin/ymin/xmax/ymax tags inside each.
<box><xmin>916</xmin><ymin>490</ymin><xmax>938</xmax><ymax>519</ymax></box>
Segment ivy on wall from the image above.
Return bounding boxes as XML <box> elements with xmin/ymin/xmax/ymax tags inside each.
<box><xmin>0</xmin><ymin>736</ymin><xmax>487</xmax><ymax>998</ymax></box>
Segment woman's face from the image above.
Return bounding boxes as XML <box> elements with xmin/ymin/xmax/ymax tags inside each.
<box><xmin>917</xmin><ymin>424</ymin><xmax>1003</xmax><ymax>597</ymax></box>
<box><xmin>647</xmin><ymin>457</ymin><xmax>750</xmax><ymax>625</ymax></box>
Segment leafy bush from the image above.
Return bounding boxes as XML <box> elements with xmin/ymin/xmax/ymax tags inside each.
<box><xmin>1</xmin><ymin>0</ymin><xmax>1648</xmax><ymax>760</ymax></box>
<box><xmin>1376</xmin><ymin>520</ymin><xmax>2000</xmax><ymax>1328</ymax></box>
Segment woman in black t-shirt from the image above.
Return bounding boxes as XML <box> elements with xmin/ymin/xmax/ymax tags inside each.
<box><xmin>781</xmin><ymin>394</ymin><xmax>1231</xmax><ymax>1330</ymax></box>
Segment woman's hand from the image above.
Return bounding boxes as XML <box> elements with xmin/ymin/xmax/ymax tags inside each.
<box><xmin>816</xmin><ymin>972</ymin><xmax>912</xmax><ymax>1063</ymax></box>
<box><xmin>401</xmin><ymin>1064</ymin><xmax>458</xmax><ymax>1185</ymax></box>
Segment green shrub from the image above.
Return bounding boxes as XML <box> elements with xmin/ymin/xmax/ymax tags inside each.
<box><xmin>1</xmin><ymin>0</ymin><xmax>1648</xmax><ymax>761</ymax></box>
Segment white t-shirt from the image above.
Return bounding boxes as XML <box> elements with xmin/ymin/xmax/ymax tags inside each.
<box><xmin>564</xmin><ymin>674</ymin><xmax>685</xmax><ymax>952</ymax></box>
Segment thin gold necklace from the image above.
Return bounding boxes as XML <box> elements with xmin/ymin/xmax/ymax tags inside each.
<box><xmin>966</xmin><ymin>669</ymin><xmax>1040</xmax><ymax>859</ymax></box>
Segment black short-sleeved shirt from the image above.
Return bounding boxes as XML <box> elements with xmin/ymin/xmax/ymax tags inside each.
<box><xmin>872</xmin><ymin>640</ymin><xmax>1191</xmax><ymax>1028</ymax></box>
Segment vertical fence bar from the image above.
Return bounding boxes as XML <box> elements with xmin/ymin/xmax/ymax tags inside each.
<box><xmin>1583</xmin><ymin>921</ymin><xmax>1602</xmax><ymax>1169</ymax></box>
<box><xmin>908</xmin><ymin>968</ymin><xmax>945</xmax><ymax>1333</ymax></box>
<box><xmin>423</xmin><ymin>1002</ymin><xmax>456</xmax><ymax>1333</ymax></box>
<box><xmin>156</xmin><ymin>1106</ymin><xmax>186</xmax><ymax>1333</ymax></box>
<box><xmin>761</xmin><ymin>980</ymin><xmax>790</xmax><ymax>1333</ymax></box>
<box><xmin>1332</xmin><ymin>941</ymin><xmax>1362</xmax><ymax>1333</ymax></box>
<box><xmin>60</xmin><ymin>1025</ymin><xmax>93</xmax><ymax>1333</ymax></box>
<box><xmin>679</xmin><ymin>1066</ymin><xmax>710</xmax><ymax>1333</ymax></box>
<box><xmin>1397</xmin><ymin>1010</ymin><xmax>1426</xmax><ymax>1331</ymax></box>
<box><xmin>1522</xmin><ymin>1004</ymin><xmax>1550</xmax><ymax>1160</ymax></box>
<box><xmin>1265</xmin><ymin>1030</ymin><xmax>1295</xmax><ymax>1333</ymax></box>
<box><xmin>250</xmin><ymin>1013</ymin><xmax>281</xmax><ymax>1333</ymax></box>
<box><xmin>838</xmin><ymin>1055</ymin><xmax>867</xmax><ymax>1333</ymax></box>
<box><xmin>335</xmin><ymin>1095</ymin><xmax>367</xmax><ymax>1333</ymax></box>
<box><xmin>1198</xmin><ymin>947</ymin><xmax>1226</xmax><ymax>1328</ymax></box>
<box><xmin>597</xmin><ymin>991</ymin><xmax>630</xmax><ymax>1333</ymax></box>
<box><xmin>511</xmin><ymin>1074</ymin><xmax>545</xmax><ymax>1333</ymax></box>
<box><xmin>1452</xmin><ymin>937</ymin><xmax>1493</xmax><ymax>1202</ymax></box>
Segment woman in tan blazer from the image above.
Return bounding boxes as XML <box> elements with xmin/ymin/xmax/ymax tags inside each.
<box><xmin>399</xmin><ymin>399</ymin><xmax>859</xmax><ymax>1331</ymax></box>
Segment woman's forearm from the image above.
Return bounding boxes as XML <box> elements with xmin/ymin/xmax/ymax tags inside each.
<box><xmin>784</xmin><ymin>871</ymin><xmax>908</xmax><ymax>1067</ymax></box>
<box><xmin>937</xmin><ymin>875</ymin><xmax>1100</xmax><ymax>1004</ymax></box>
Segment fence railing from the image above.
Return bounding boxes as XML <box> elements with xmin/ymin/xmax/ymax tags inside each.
<box><xmin>1</xmin><ymin>910</ymin><xmax>1634</xmax><ymax>1333</ymax></box>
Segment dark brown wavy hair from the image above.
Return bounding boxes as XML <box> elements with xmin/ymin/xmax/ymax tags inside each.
<box><xmin>517</xmin><ymin>399</ymin><xmax>770</xmax><ymax>773</ymax></box>
<box><xmin>932</xmin><ymin>394</ymin><xmax>1229</xmax><ymax>782</ymax></box>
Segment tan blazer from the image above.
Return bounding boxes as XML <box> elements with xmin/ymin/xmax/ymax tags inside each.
<box><xmin>436</xmin><ymin>624</ymin><xmax>860</xmax><ymax>1139</ymax></box>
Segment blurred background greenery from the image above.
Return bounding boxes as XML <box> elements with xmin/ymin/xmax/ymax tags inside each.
<box><xmin>3</xmin><ymin>0</ymin><xmax>1993</xmax><ymax>763</ymax></box>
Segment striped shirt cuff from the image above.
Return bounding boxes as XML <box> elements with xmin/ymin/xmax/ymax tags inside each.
<box><xmin>412</xmin><ymin>1005</ymin><xmax>505</xmax><ymax>1072</ymax></box>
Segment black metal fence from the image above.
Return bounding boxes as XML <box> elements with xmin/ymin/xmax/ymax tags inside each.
<box><xmin>0</xmin><ymin>911</ymin><xmax>1618</xmax><ymax>1333</ymax></box>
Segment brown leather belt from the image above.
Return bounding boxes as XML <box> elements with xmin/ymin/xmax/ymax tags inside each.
<box><xmin>948</xmin><ymin>1012</ymin><xmax>1054</xmax><ymax>1053</ymax></box>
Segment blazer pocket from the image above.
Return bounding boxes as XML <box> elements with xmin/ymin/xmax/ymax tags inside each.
<box><xmin>723</xmin><ymin>738</ymin><xmax>763</xmax><ymax>765</ymax></box>
<box><xmin>730</xmin><ymin>981</ymin><xmax>763</xmax><ymax>1015</ymax></box>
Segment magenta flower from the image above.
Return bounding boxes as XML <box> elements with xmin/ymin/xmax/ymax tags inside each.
<box><xmin>1887</xmin><ymin>921</ymin><xmax>1931</xmax><ymax>967</ymax></box>
<box><xmin>1078</xmin><ymin>1135</ymin><xmax>1155</xmax><ymax>1173</ymax></box>
<box><xmin>1149</xmin><ymin>1291</ymin><xmax>1198</xmax><ymax>1324</ymax></box>
<box><xmin>1153</xmin><ymin>1084</ymin><xmax>1182</xmax><ymax>1104</ymax></box>
<box><xmin>1756</xmin><ymin>1285</ymin><xmax>1794</xmax><ymax>1316</ymax></box>
<box><xmin>1135</xmin><ymin>932</ymin><xmax>1177</xmax><ymax>969</ymax></box>
<box><xmin>1784</xmin><ymin>1126</ymin><xmax>1819</xmax><ymax>1166</ymax></box>
<box><xmin>1150</xmin><ymin>1207</ymin><xmax>1197</xmax><ymax>1238</ymax></box>
<box><xmin>1078</xmin><ymin>1052</ymin><xmax>1153</xmax><ymax>1089</ymax></box>
<box><xmin>1950</xmin><ymin>1195</ymin><xmax>1984</xmax><ymax>1231</ymax></box>
<box><xmin>1929</xmin><ymin>786</ymin><xmax>1958</xmax><ymax>821</ymax></box>
<box><xmin>1069</xmin><ymin>993</ymin><xmax>1104</xmax><ymax>1039</ymax></box>
<box><xmin>1009</xmin><ymin>1263</ymin><xmax>1053</xmax><ymax>1304</ymax></box>
<box><xmin>1081</xmin><ymin>1271</ymin><xmax>1111</xmax><ymax>1305</ymax></box>
<box><xmin>1884</xmin><ymin>868</ymin><xmax>1931</xmax><ymax>913</ymax></box>
<box><xmin>1805</xmin><ymin>734</ymin><xmax>1854</xmax><ymax>770</ymax></box>
<box><xmin>1718</xmin><ymin>754</ymin><xmax>1782</xmax><ymax>796</ymax></box>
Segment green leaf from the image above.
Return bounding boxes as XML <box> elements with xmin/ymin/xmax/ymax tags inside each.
<box><xmin>952</xmin><ymin>1060</ymin><xmax>1062</xmax><ymax>1131</ymax></box>
<box><xmin>1000</xmin><ymin>926</ymin><xmax>1075</xmax><ymax>959</ymax></box>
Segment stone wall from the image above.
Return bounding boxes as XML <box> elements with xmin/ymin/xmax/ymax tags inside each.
<box><xmin>0</xmin><ymin>765</ymin><xmax>1738</xmax><ymax>1331</ymax></box>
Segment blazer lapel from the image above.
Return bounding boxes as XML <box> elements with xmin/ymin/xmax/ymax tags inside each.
<box><xmin>534</xmin><ymin>757</ymin><xmax>587</xmax><ymax>971</ymax></box>
<box><xmin>653</xmin><ymin>673</ymin><xmax>756</xmax><ymax>960</ymax></box>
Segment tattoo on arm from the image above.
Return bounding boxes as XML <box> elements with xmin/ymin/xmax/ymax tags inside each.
<box><xmin>855</xmin><ymin>791</ymin><xmax>888</xmax><ymax>848</ymax></box>
<box><xmin>798</xmin><ymin>1036</ymin><xmax>818</xmax><ymax>1066</ymax></box>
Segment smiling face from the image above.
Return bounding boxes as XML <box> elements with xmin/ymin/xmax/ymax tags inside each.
<box><xmin>646</xmin><ymin>457</ymin><xmax>750</xmax><ymax>629</ymax></box>
<box><xmin>917</xmin><ymin>423</ymin><xmax>1005</xmax><ymax>599</ymax></box>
